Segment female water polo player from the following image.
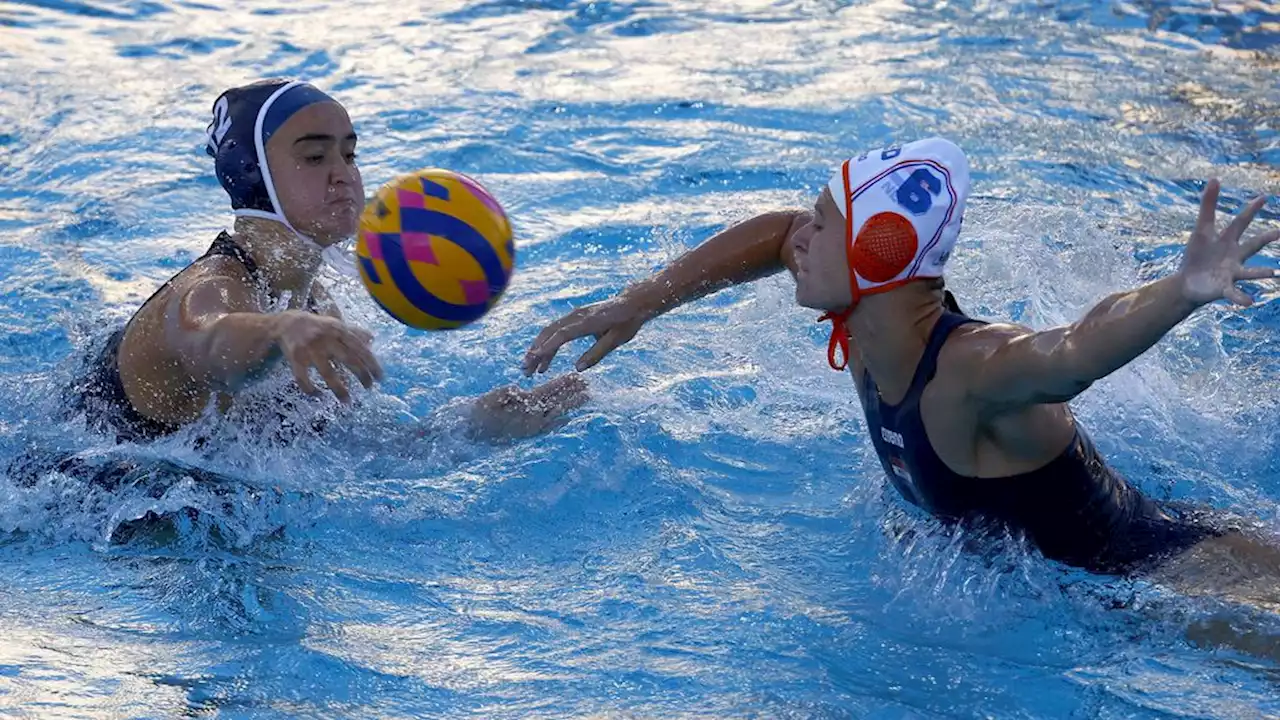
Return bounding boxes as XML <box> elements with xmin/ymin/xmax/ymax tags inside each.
<box><xmin>71</xmin><ymin>78</ymin><xmax>586</xmax><ymax>443</ymax></box>
<box><xmin>523</xmin><ymin>137</ymin><xmax>1280</xmax><ymax>586</ymax></box>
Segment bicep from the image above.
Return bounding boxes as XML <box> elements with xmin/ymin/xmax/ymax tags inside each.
<box><xmin>960</xmin><ymin>324</ymin><xmax>1090</xmax><ymax>415</ymax></box>
<box><xmin>166</xmin><ymin>273</ymin><xmax>259</xmax><ymax>360</ymax></box>
<box><xmin>162</xmin><ymin>273</ymin><xmax>265</xmax><ymax>380</ymax></box>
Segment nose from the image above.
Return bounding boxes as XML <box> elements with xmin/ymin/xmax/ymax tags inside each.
<box><xmin>330</xmin><ymin>159</ymin><xmax>359</xmax><ymax>188</ymax></box>
<box><xmin>791</xmin><ymin>220</ymin><xmax>814</xmax><ymax>252</ymax></box>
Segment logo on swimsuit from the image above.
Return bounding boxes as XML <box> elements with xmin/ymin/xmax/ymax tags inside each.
<box><xmin>889</xmin><ymin>456</ymin><xmax>912</xmax><ymax>482</ymax></box>
<box><xmin>881</xmin><ymin>426</ymin><xmax>905</xmax><ymax>448</ymax></box>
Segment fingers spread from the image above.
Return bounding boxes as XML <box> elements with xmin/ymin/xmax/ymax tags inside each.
<box><xmin>349</xmin><ymin>326</ymin><xmax>375</xmax><ymax>345</ymax></box>
<box><xmin>286</xmin><ymin>351</ymin><xmax>320</xmax><ymax>396</ymax></box>
<box><xmin>531</xmin><ymin>315</ymin><xmax>574</xmax><ymax>349</ymax></box>
<box><xmin>1225</xmin><ymin>286</ymin><xmax>1254</xmax><ymax>307</ymax></box>
<box><xmin>535</xmin><ymin>326</ymin><xmax>588</xmax><ymax>374</ymax></box>
<box><xmin>1224</xmin><ymin>195</ymin><xmax>1267</xmax><ymax>246</ymax></box>
<box><xmin>1240</xmin><ymin>229</ymin><xmax>1280</xmax><ymax>261</ymax></box>
<box><xmin>315</xmin><ymin>359</ymin><xmax>352</xmax><ymax>404</ymax></box>
<box><xmin>336</xmin><ymin>332</ymin><xmax>383</xmax><ymax>387</ymax></box>
<box><xmin>1235</xmin><ymin>265</ymin><xmax>1279</xmax><ymax>282</ymax></box>
<box><xmin>1197</xmin><ymin>178</ymin><xmax>1221</xmax><ymax>231</ymax></box>
<box><xmin>330</xmin><ymin>342</ymin><xmax>376</xmax><ymax>390</ymax></box>
<box><xmin>576</xmin><ymin>329</ymin><xmax>625</xmax><ymax>372</ymax></box>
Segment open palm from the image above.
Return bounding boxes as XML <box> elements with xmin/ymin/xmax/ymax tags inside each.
<box><xmin>1179</xmin><ymin>179</ymin><xmax>1279</xmax><ymax>307</ymax></box>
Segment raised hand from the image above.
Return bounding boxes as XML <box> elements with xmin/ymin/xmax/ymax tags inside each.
<box><xmin>1177</xmin><ymin>179</ymin><xmax>1279</xmax><ymax>308</ymax></box>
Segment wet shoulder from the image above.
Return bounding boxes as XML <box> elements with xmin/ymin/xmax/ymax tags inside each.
<box><xmin>926</xmin><ymin>321</ymin><xmax>1021</xmax><ymax>401</ymax></box>
<box><xmin>125</xmin><ymin>253</ymin><xmax>260</xmax><ymax>339</ymax></box>
<box><xmin>937</xmin><ymin>321</ymin><xmax>1031</xmax><ymax>368</ymax></box>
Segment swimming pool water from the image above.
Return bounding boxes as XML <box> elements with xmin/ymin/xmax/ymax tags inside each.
<box><xmin>1</xmin><ymin>0</ymin><xmax>1279</xmax><ymax>717</ymax></box>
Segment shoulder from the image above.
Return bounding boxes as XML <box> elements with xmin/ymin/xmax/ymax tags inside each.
<box><xmin>173</xmin><ymin>253</ymin><xmax>256</xmax><ymax>300</ymax></box>
<box><xmin>155</xmin><ymin>254</ymin><xmax>262</xmax><ymax>328</ymax></box>
<box><xmin>941</xmin><ymin>320</ymin><xmax>1035</xmax><ymax>359</ymax></box>
<box><xmin>126</xmin><ymin>251</ymin><xmax>253</xmax><ymax>321</ymax></box>
<box><xmin>935</xmin><ymin>320</ymin><xmax>1036</xmax><ymax>385</ymax></box>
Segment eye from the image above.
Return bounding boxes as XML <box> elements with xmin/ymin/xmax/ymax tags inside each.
<box><xmin>345</xmin><ymin>152</ymin><xmax>358</xmax><ymax>164</ymax></box>
<box><xmin>305</xmin><ymin>154</ymin><xmax>325</xmax><ymax>165</ymax></box>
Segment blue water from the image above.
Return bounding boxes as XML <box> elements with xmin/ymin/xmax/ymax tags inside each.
<box><xmin>2</xmin><ymin>0</ymin><xmax>1280</xmax><ymax>717</ymax></box>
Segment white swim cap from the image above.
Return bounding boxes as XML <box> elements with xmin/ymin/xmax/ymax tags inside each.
<box><xmin>819</xmin><ymin>137</ymin><xmax>971</xmax><ymax>370</ymax></box>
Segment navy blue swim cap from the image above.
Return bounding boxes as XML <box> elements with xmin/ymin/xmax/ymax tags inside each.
<box><xmin>204</xmin><ymin>79</ymin><xmax>339</xmax><ymax>215</ymax></box>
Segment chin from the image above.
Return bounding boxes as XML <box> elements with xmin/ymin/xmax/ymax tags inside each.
<box><xmin>795</xmin><ymin>286</ymin><xmax>846</xmax><ymax>314</ymax></box>
<box><xmin>307</xmin><ymin>222</ymin><xmax>357</xmax><ymax>246</ymax></box>
<box><xmin>794</xmin><ymin>287</ymin><xmax>821</xmax><ymax>311</ymax></box>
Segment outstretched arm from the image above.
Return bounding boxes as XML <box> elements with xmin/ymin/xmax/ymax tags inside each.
<box><xmin>961</xmin><ymin>181</ymin><xmax>1277</xmax><ymax>415</ymax></box>
<box><xmin>156</xmin><ymin>262</ymin><xmax>381</xmax><ymax>403</ymax></box>
<box><xmin>522</xmin><ymin>209</ymin><xmax>808</xmax><ymax>375</ymax></box>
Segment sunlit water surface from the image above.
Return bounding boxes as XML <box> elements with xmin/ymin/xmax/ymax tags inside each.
<box><xmin>1</xmin><ymin>0</ymin><xmax>1279</xmax><ymax>717</ymax></box>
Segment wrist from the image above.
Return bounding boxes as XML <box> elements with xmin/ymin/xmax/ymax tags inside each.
<box><xmin>266</xmin><ymin>309</ymin><xmax>304</xmax><ymax>342</ymax></box>
<box><xmin>620</xmin><ymin>281</ymin><xmax>673</xmax><ymax>321</ymax></box>
<box><xmin>1168</xmin><ymin>270</ymin><xmax>1207</xmax><ymax>314</ymax></box>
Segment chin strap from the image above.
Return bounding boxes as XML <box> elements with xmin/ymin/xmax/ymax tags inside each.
<box><xmin>322</xmin><ymin>241</ymin><xmax>360</xmax><ymax>278</ymax></box>
<box><xmin>817</xmin><ymin>307</ymin><xmax>854</xmax><ymax>371</ymax></box>
<box><xmin>234</xmin><ymin>207</ymin><xmax>320</xmax><ymax>248</ymax></box>
<box><xmin>816</xmin><ymin>158</ymin><xmax>862</xmax><ymax>373</ymax></box>
<box><xmin>234</xmin><ymin>208</ymin><xmax>361</xmax><ymax>279</ymax></box>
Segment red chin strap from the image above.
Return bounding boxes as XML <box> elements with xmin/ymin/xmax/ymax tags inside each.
<box><xmin>818</xmin><ymin>307</ymin><xmax>853</xmax><ymax>370</ymax></box>
<box><xmin>817</xmin><ymin>159</ymin><xmax>861</xmax><ymax>372</ymax></box>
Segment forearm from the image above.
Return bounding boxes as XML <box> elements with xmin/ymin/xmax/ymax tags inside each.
<box><xmin>1057</xmin><ymin>274</ymin><xmax>1198</xmax><ymax>385</ymax></box>
<box><xmin>187</xmin><ymin>312</ymin><xmax>283</xmax><ymax>390</ymax></box>
<box><xmin>620</xmin><ymin>210</ymin><xmax>801</xmax><ymax>319</ymax></box>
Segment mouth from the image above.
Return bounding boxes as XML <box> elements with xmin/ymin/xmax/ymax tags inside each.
<box><xmin>327</xmin><ymin>199</ymin><xmax>360</xmax><ymax>215</ymax></box>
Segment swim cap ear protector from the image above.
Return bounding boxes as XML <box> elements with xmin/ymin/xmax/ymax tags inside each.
<box><xmin>818</xmin><ymin>137</ymin><xmax>971</xmax><ymax>371</ymax></box>
<box><xmin>205</xmin><ymin>78</ymin><xmax>353</xmax><ymax>260</ymax></box>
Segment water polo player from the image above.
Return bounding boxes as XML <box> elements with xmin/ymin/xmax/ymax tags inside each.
<box><xmin>523</xmin><ymin>137</ymin><xmax>1280</xmax><ymax>585</ymax></box>
<box><xmin>71</xmin><ymin>78</ymin><xmax>585</xmax><ymax>443</ymax></box>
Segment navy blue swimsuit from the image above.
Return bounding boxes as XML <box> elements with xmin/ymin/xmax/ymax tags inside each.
<box><xmin>858</xmin><ymin>311</ymin><xmax>1218</xmax><ymax>574</ymax></box>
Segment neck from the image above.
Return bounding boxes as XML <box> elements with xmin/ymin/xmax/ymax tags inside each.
<box><xmin>232</xmin><ymin>216</ymin><xmax>324</xmax><ymax>300</ymax></box>
<box><xmin>845</xmin><ymin>283</ymin><xmax>945</xmax><ymax>400</ymax></box>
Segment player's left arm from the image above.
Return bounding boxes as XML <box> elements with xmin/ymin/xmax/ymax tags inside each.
<box><xmin>960</xmin><ymin>182</ymin><xmax>1277</xmax><ymax>416</ymax></box>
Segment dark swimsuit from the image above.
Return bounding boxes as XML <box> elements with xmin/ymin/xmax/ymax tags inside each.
<box><xmin>69</xmin><ymin>231</ymin><xmax>322</xmax><ymax>444</ymax></box>
<box><xmin>859</xmin><ymin>310</ymin><xmax>1220</xmax><ymax>575</ymax></box>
